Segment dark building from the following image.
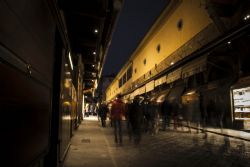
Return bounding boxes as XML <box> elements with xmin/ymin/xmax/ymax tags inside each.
<box><xmin>0</xmin><ymin>0</ymin><xmax>122</xmax><ymax>166</ymax></box>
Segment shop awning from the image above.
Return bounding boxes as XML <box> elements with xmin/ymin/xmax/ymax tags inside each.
<box><xmin>149</xmin><ymin>89</ymin><xmax>171</xmax><ymax>103</ymax></box>
<box><xmin>182</xmin><ymin>55</ymin><xmax>207</xmax><ymax>79</ymax></box>
<box><xmin>156</xmin><ymin>89</ymin><xmax>171</xmax><ymax>103</ymax></box>
<box><xmin>182</xmin><ymin>86</ymin><xmax>202</xmax><ymax>96</ymax></box>
<box><xmin>155</xmin><ymin>75</ymin><xmax>167</xmax><ymax>87</ymax></box>
<box><xmin>138</xmin><ymin>86</ymin><xmax>146</xmax><ymax>95</ymax></box>
<box><xmin>128</xmin><ymin>93</ymin><xmax>134</xmax><ymax>101</ymax></box>
<box><xmin>182</xmin><ymin>88</ymin><xmax>200</xmax><ymax>104</ymax></box>
<box><xmin>150</xmin><ymin>95</ymin><xmax>157</xmax><ymax>102</ymax></box>
<box><xmin>166</xmin><ymin>68</ymin><xmax>182</xmax><ymax>84</ymax></box>
<box><xmin>123</xmin><ymin>94</ymin><xmax>130</xmax><ymax>100</ymax></box>
<box><xmin>146</xmin><ymin>80</ymin><xmax>155</xmax><ymax>92</ymax></box>
<box><xmin>167</xmin><ymin>85</ymin><xmax>185</xmax><ymax>102</ymax></box>
<box><xmin>131</xmin><ymin>89</ymin><xmax>138</xmax><ymax>98</ymax></box>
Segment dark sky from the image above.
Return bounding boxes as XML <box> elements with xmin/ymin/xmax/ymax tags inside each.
<box><xmin>102</xmin><ymin>0</ymin><xmax>170</xmax><ymax>76</ymax></box>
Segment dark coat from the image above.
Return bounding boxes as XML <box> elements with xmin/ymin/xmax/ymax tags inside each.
<box><xmin>161</xmin><ymin>100</ymin><xmax>172</xmax><ymax>117</ymax></box>
<box><xmin>128</xmin><ymin>99</ymin><xmax>143</xmax><ymax>128</ymax></box>
<box><xmin>99</xmin><ymin>105</ymin><xmax>108</xmax><ymax>119</ymax></box>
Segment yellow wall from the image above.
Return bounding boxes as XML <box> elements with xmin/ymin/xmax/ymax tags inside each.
<box><xmin>106</xmin><ymin>0</ymin><xmax>213</xmax><ymax>102</ymax></box>
<box><xmin>132</xmin><ymin>0</ymin><xmax>212</xmax><ymax>81</ymax></box>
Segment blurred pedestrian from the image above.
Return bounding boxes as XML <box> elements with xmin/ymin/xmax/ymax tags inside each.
<box><xmin>172</xmin><ymin>99</ymin><xmax>179</xmax><ymax>130</ymax></box>
<box><xmin>142</xmin><ymin>96</ymin><xmax>151</xmax><ymax>133</ymax></box>
<box><xmin>98</xmin><ymin>103</ymin><xmax>108</xmax><ymax>127</ymax></box>
<box><xmin>151</xmin><ymin>102</ymin><xmax>160</xmax><ymax>135</ymax></box>
<box><xmin>126</xmin><ymin>102</ymin><xmax>133</xmax><ymax>142</ymax></box>
<box><xmin>128</xmin><ymin>96</ymin><xmax>144</xmax><ymax>144</ymax></box>
<box><xmin>200</xmin><ymin>93</ymin><xmax>208</xmax><ymax>138</ymax></box>
<box><xmin>161</xmin><ymin>99</ymin><xmax>172</xmax><ymax>131</ymax></box>
<box><xmin>111</xmin><ymin>94</ymin><xmax>125</xmax><ymax>145</ymax></box>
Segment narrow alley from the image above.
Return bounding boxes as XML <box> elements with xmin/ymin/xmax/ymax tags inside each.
<box><xmin>2</xmin><ymin>1</ymin><xmax>250</xmax><ymax>166</ymax></box>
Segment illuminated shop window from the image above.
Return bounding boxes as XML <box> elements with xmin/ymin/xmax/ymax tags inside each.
<box><xmin>232</xmin><ymin>86</ymin><xmax>250</xmax><ymax>121</ymax></box>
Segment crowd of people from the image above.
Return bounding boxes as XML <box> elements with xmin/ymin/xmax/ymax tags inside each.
<box><xmin>97</xmin><ymin>94</ymin><xmax>208</xmax><ymax>146</ymax></box>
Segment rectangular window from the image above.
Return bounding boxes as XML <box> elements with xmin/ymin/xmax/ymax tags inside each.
<box><xmin>127</xmin><ymin>65</ymin><xmax>132</xmax><ymax>80</ymax></box>
<box><xmin>122</xmin><ymin>73</ymin><xmax>127</xmax><ymax>85</ymax></box>
<box><xmin>119</xmin><ymin>78</ymin><xmax>122</xmax><ymax>88</ymax></box>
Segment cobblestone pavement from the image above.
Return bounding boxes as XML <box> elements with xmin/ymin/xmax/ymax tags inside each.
<box><xmin>64</xmin><ymin>120</ymin><xmax>250</xmax><ymax>167</ymax></box>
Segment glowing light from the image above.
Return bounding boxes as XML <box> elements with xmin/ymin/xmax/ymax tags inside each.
<box><xmin>187</xmin><ymin>91</ymin><xmax>196</xmax><ymax>95</ymax></box>
<box><xmin>62</xmin><ymin>115</ymin><xmax>71</xmax><ymax>121</ymax></box>
<box><xmin>170</xmin><ymin>62</ymin><xmax>174</xmax><ymax>65</ymax></box>
<box><xmin>94</xmin><ymin>29</ymin><xmax>98</xmax><ymax>33</ymax></box>
<box><xmin>227</xmin><ymin>41</ymin><xmax>231</xmax><ymax>45</ymax></box>
<box><xmin>244</xmin><ymin>14</ymin><xmax>250</xmax><ymax>20</ymax></box>
<box><xmin>68</xmin><ymin>52</ymin><xmax>73</xmax><ymax>70</ymax></box>
<box><xmin>92</xmin><ymin>64</ymin><xmax>95</xmax><ymax>67</ymax></box>
<box><xmin>64</xmin><ymin>79</ymin><xmax>71</xmax><ymax>88</ymax></box>
<box><xmin>63</xmin><ymin>101</ymin><xmax>71</xmax><ymax>106</ymax></box>
<box><xmin>93</xmin><ymin>51</ymin><xmax>96</xmax><ymax>55</ymax></box>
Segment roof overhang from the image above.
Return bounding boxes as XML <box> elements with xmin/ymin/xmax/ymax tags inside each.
<box><xmin>59</xmin><ymin>0</ymin><xmax>122</xmax><ymax>92</ymax></box>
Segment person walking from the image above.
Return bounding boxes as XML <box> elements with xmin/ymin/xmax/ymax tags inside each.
<box><xmin>98</xmin><ymin>103</ymin><xmax>108</xmax><ymax>127</ymax></box>
<box><xmin>111</xmin><ymin>94</ymin><xmax>125</xmax><ymax>145</ymax></box>
<box><xmin>150</xmin><ymin>102</ymin><xmax>160</xmax><ymax>135</ymax></box>
<box><xmin>161</xmin><ymin>99</ymin><xmax>172</xmax><ymax>131</ymax></box>
<box><xmin>128</xmin><ymin>96</ymin><xmax>144</xmax><ymax>144</ymax></box>
<box><xmin>125</xmin><ymin>102</ymin><xmax>133</xmax><ymax>142</ymax></box>
<box><xmin>142</xmin><ymin>96</ymin><xmax>151</xmax><ymax>133</ymax></box>
<box><xmin>172</xmin><ymin>99</ymin><xmax>179</xmax><ymax>130</ymax></box>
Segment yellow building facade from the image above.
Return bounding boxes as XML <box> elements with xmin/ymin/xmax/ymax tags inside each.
<box><xmin>106</xmin><ymin>0</ymin><xmax>221</xmax><ymax>102</ymax></box>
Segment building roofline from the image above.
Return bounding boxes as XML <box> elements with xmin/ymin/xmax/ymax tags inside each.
<box><xmin>106</xmin><ymin>0</ymin><xmax>181</xmax><ymax>92</ymax></box>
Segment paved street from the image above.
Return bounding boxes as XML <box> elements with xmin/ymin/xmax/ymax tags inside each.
<box><xmin>64</xmin><ymin>118</ymin><xmax>250</xmax><ymax>167</ymax></box>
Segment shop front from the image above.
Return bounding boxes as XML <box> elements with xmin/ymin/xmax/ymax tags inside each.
<box><xmin>231</xmin><ymin>76</ymin><xmax>250</xmax><ymax>130</ymax></box>
<box><xmin>181</xmin><ymin>89</ymin><xmax>201</xmax><ymax>124</ymax></box>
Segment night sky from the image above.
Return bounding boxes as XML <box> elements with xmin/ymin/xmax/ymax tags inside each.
<box><xmin>102</xmin><ymin>0</ymin><xmax>170</xmax><ymax>76</ymax></box>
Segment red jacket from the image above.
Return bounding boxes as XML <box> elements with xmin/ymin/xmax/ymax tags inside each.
<box><xmin>111</xmin><ymin>99</ymin><xmax>124</xmax><ymax>120</ymax></box>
